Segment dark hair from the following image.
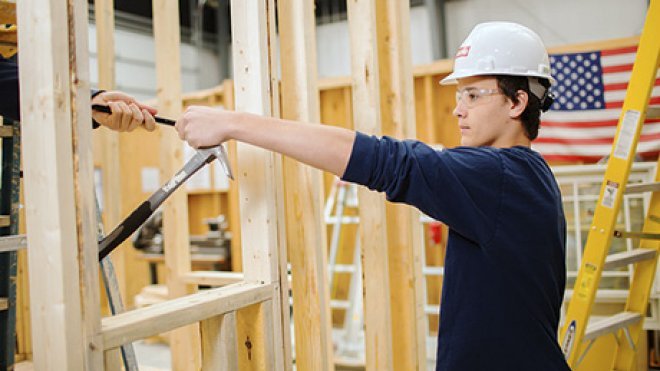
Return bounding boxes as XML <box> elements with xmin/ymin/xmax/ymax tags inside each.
<box><xmin>495</xmin><ymin>75</ymin><xmax>551</xmax><ymax>140</ymax></box>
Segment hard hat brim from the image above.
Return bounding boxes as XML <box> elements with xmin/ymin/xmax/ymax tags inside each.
<box><xmin>440</xmin><ymin>70</ymin><xmax>556</xmax><ymax>85</ymax></box>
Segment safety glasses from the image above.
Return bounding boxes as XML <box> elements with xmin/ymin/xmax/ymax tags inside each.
<box><xmin>455</xmin><ymin>87</ymin><xmax>503</xmax><ymax>108</ymax></box>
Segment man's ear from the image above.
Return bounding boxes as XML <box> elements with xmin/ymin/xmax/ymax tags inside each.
<box><xmin>509</xmin><ymin>90</ymin><xmax>528</xmax><ymax>119</ymax></box>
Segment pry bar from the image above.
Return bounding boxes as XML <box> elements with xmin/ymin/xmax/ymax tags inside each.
<box><xmin>98</xmin><ymin>146</ymin><xmax>231</xmax><ymax>261</ymax></box>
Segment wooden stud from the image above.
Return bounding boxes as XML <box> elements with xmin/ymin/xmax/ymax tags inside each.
<box><xmin>346</xmin><ymin>0</ymin><xmax>394</xmax><ymax>370</ymax></box>
<box><xmin>152</xmin><ymin>0</ymin><xmax>201</xmax><ymax>369</ymax></box>
<box><xmin>201</xmin><ymin>312</ymin><xmax>239</xmax><ymax>371</ymax></box>
<box><xmin>375</xmin><ymin>1</ymin><xmax>427</xmax><ymax>369</ymax></box>
<box><xmin>182</xmin><ymin>271</ymin><xmax>244</xmax><ymax>287</ymax></box>
<box><xmin>221</xmin><ymin>79</ymin><xmax>244</xmax><ymax>273</ymax></box>
<box><xmin>92</xmin><ymin>0</ymin><xmax>130</xmax><ymax>319</ymax></box>
<box><xmin>278</xmin><ymin>0</ymin><xmax>334</xmax><ymax>370</ymax></box>
<box><xmin>102</xmin><ymin>282</ymin><xmax>273</xmax><ymax>350</ymax></box>
<box><xmin>230</xmin><ymin>0</ymin><xmax>291</xmax><ymax>369</ymax></box>
<box><xmin>93</xmin><ymin>0</ymin><xmax>128</xmax><ymax>299</ymax></box>
<box><xmin>17</xmin><ymin>0</ymin><xmax>102</xmax><ymax>369</ymax></box>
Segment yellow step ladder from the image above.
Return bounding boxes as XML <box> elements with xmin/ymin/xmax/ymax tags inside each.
<box><xmin>559</xmin><ymin>1</ymin><xmax>660</xmax><ymax>369</ymax></box>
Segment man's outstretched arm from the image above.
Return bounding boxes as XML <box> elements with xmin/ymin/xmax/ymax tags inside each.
<box><xmin>176</xmin><ymin>106</ymin><xmax>356</xmax><ymax>177</ymax></box>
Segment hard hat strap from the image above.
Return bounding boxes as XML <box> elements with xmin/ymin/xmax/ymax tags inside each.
<box><xmin>528</xmin><ymin>77</ymin><xmax>554</xmax><ymax>112</ymax></box>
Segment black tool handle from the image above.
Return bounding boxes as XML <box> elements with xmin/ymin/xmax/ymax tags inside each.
<box><xmin>98</xmin><ymin>201</ymin><xmax>154</xmax><ymax>260</ymax></box>
<box><xmin>92</xmin><ymin>104</ymin><xmax>176</xmax><ymax>126</ymax></box>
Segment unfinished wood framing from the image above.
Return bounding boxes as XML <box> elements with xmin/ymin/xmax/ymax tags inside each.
<box><xmin>375</xmin><ymin>1</ymin><xmax>427</xmax><ymax>369</ymax></box>
<box><xmin>17</xmin><ymin>0</ymin><xmax>102</xmax><ymax>369</ymax></box>
<box><xmin>102</xmin><ymin>282</ymin><xmax>272</xmax><ymax>349</ymax></box>
<box><xmin>347</xmin><ymin>0</ymin><xmax>394</xmax><ymax>369</ymax></box>
<box><xmin>92</xmin><ymin>3</ymin><xmax>124</xmax><ymax>369</ymax></box>
<box><xmin>92</xmin><ymin>9</ymin><xmax>131</xmax><ymax>359</ymax></box>
<box><xmin>278</xmin><ymin>0</ymin><xmax>334</xmax><ymax>369</ymax></box>
<box><xmin>152</xmin><ymin>0</ymin><xmax>201</xmax><ymax>369</ymax></box>
<box><xmin>222</xmin><ymin>80</ymin><xmax>244</xmax><ymax>272</ymax></box>
<box><xmin>229</xmin><ymin>0</ymin><xmax>291</xmax><ymax>368</ymax></box>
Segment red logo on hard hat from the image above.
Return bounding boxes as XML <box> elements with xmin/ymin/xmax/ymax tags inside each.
<box><xmin>455</xmin><ymin>46</ymin><xmax>470</xmax><ymax>58</ymax></box>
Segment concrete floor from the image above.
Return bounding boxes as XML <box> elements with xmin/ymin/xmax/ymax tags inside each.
<box><xmin>14</xmin><ymin>340</ymin><xmax>171</xmax><ymax>371</ymax></box>
<box><xmin>15</xmin><ymin>341</ymin><xmax>437</xmax><ymax>370</ymax></box>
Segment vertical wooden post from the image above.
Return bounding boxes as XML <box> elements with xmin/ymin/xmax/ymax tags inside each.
<box><xmin>94</xmin><ymin>0</ymin><xmax>126</xmax><ymax>297</ymax></box>
<box><xmin>230</xmin><ymin>0</ymin><xmax>291</xmax><ymax>369</ymax></box>
<box><xmin>278</xmin><ymin>0</ymin><xmax>334</xmax><ymax>370</ymax></box>
<box><xmin>221</xmin><ymin>80</ymin><xmax>243</xmax><ymax>273</ymax></box>
<box><xmin>347</xmin><ymin>0</ymin><xmax>394</xmax><ymax>370</ymax></box>
<box><xmin>17</xmin><ymin>0</ymin><xmax>102</xmax><ymax>369</ymax></box>
<box><xmin>200</xmin><ymin>312</ymin><xmax>238</xmax><ymax>371</ymax></box>
<box><xmin>93</xmin><ymin>2</ymin><xmax>124</xmax><ymax>368</ymax></box>
<box><xmin>152</xmin><ymin>1</ymin><xmax>201</xmax><ymax>369</ymax></box>
<box><xmin>375</xmin><ymin>1</ymin><xmax>427</xmax><ymax>369</ymax></box>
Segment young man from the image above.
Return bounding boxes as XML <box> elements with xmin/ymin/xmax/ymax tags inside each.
<box><xmin>176</xmin><ymin>22</ymin><xmax>569</xmax><ymax>370</ymax></box>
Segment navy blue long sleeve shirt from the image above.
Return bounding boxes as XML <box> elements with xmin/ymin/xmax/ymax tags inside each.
<box><xmin>1</xmin><ymin>57</ymin><xmax>100</xmax><ymax>123</ymax></box>
<box><xmin>342</xmin><ymin>132</ymin><xmax>569</xmax><ymax>371</ymax></box>
<box><xmin>0</xmin><ymin>57</ymin><xmax>20</xmax><ymax>121</ymax></box>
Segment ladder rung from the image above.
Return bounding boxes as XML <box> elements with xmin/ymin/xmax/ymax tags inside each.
<box><xmin>325</xmin><ymin>216</ymin><xmax>360</xmax><ymax>224</ymax></box>
<box><xmin>0</xmin><ymin>126</ymin><xmax>12</xmax><ymax>138</ymax></box>
<box><xmin>425</xmin><ymin>304</ymin><xmax>439</xmax><ymax>315</ymax></box>
<box><xmin>648</xmin><ymin>106</ymin><xmax>660</xmax><ymax>119</ymax></box>
<box><xmin>0</xmin><ymin>298</ymin><xmax>7</xmax><ymax>311</ymax></box>
<box><xmin>422</xmin><ymin>266</ymin><xmax>444</xmax><ymax>276</ymax></box>
<box><xmin>614</xmin><ymin>230</ymin><xmax>660</xmax><ymax>240</ymax></box>
<box><xmin>330</xmin><ymin>265</ymin><xmax>356</xmax><ymax>273</ymax></box>
<box><xmin>0</xmin><ymin>234</ymin><xmax>26</xmax><ymax>253</ymax></box>
<box><xmin>330</xmin><ymin>300</ymin><xmax>350</xmax><ymax>309</ymax></box>
<box><xmin>625</xmin><ymin>181</ymin><xmax>660</xmax><ymax>194</ymax></box>
<box><xmin>0</xmin><ymin>216</ymin><xmax>9</xmax><ymax>227</ymax></box>
<box><xmin>603</xmin><ymin>248</ymin><xmax>657</xmax><ymax>270</ymax></box>
<box><xmin>583</xmin><ymin>311</ymin><xmax>642</xmax><ymax>341</ymax></box>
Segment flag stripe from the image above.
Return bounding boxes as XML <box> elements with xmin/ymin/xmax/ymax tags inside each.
<box><xmin>533</xmin><ymin>140</ymin><xmax>660</xmax><ymax>156</ymax></box>
<box><xmin>605</xmin><ymin>96</ymin><xmax>660</xmax><ymax>109</ymax></box>
<box><xmin>602</xmin><ymin>64</ymin><xmax>635</xmax><ymax>74</ymax></box>
<box><xmin>605</xmin><ymin>79</ymin><xmax>660</xmax><ymax>91</ymax></box>
<box><xmin>600</xmin><ymin>45</ymin><xmax>638</xmax><ymax>56</ymax></box>
<box><xmin>539</xmin><ymin>123</ymin><xmax>660</xmax><ymax>139</ymax></box>
<box><xmin>542</xmin><ymin>118</ymin><xmax>660</xmax><ymax>128</ymax></box>
<box><xmin>536</xmin><ymin>131</ymin><xmax>660</xmax><ymax>145</ymax></box>
<box><xmin>605</xmin><ymin>87</ymin><xmax>660</xmax><ymax>103</ymax></box>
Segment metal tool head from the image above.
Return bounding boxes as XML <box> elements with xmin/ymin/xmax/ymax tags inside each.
<box><xmin>198</xmin><ymin>145</ymin><xmax>234</xmax><ymax>180</ymax></box>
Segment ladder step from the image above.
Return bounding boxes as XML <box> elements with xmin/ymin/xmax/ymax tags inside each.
<box><xmin>613</xmin><ymin>230</ymin><xmax>660</xmax><ymax>240</ymax></box>
<box><xmin>330</xmin><ymin>265</ymin><xmax>356</xmax><ymax>273</ymax></box>
<box><xmin>422</xmin><ymin>266</ymin><xmax>444</xmax><ymax>276</ymax></box>
<box><xmin>0</xmin><ymin>216</ymin><xmax>9</xmax><ymax>227</ymax></box>
<box><xmin>330</xmin><ymin>299</ymin><xmax>350</xmax><ymax>309</ymax></box>
<box><xmin>603</xmin><ymin>248</ymin><xmax>657</xmax><ymax>270</ymax></box>
<box><xmin>0</xmin><ymin>234</ymin><xmax>26</xmax><ymax>253</ymax></box>
<box><xmin>583</xmin><ymin>311</ymin><xmax>642</xmax><ymax>341</ymax></box>
<box><xmin>648</xmin><ymin>106</ymin><xmax>660</xmax><ymax>119</ymax></box>
<box><xmin>0</xmin><ymin>298</ymin><xmax>7</xmax><ymax>311</ymax></box>
<box><xmin>425</xmin><ymin>304</ymin><xmax>440</xmax><ymax>315</ymax></box>
<box><xmin>625</xmin><ymin>181</ymin><xmax>660</xmax><ymax>194</ymax></box>
<box><xmin>325</xmin><ymin>216</ymin><xmax>360</xmax><ymax>224</ymax></box>
<box><xmin>0</xmin><ymin>126</ymin><xmax>12</xmax><ymax>138</ymax></box>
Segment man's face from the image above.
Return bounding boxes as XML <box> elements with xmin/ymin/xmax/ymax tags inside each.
<box><xmin>452</xmin><ymin>76</ymin><xmax>512</xmax><ymax>147</ymax></box>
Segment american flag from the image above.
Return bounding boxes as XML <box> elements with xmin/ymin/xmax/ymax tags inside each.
<box><xmin>533</xmin><ymin>45</ymin><xmax>660</xmax><ymax>163</ymax></box>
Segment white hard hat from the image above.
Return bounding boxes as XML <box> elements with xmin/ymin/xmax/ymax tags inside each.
<box><xmin>440</xmin><ymin>22</ymin><xmax>556</xmax><ymax>85</ymax></box>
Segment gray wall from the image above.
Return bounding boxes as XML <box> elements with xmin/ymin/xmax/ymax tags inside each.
<box><xmin>89</xmin><ymin>1</ymin><xmax>649</xmax><ymax>99</ymax></box>
<box><xmin>88</xmin><ymin>24</ymin><xmax>222</xmax><ymax>101</ymax></box>
<box><xmin>315</xmin><ymin>1</ymin><xmax>648</xmax><ymax>77</ymax></box>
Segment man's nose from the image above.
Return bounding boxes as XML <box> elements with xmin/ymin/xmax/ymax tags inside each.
<box><xmin>453</xmin><ymin>102</ymin><xmax>466</xmax><ymax>118</ymax></box>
